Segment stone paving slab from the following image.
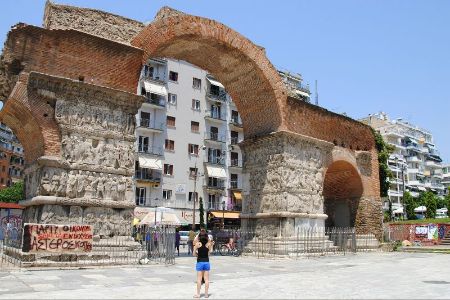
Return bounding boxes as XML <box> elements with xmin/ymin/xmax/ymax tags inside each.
<box><xmin>0</xmin><ymin>253</ymin><xmax>449</xmax><ymax>299</ymax></box>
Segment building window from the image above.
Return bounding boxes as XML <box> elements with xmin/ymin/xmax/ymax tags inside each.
<box><xmin>140</xmin><ymin>111</ymin><xmax>150</xmax><ymax>128</ymax></box>
<box><xmin>168</xmin><ymin>93</ymin><xmax>177</xmax><ymax>105</ymax></box>
<box><xmin>163</xmin><ymin>189</ymin><xmax>173</xmax><ymax>200</ymax></box>
<box><xmin>135</xmin><ymin>187</ymin><xmax>146</xmax><ymax>206</ymax></box>
<box><xmin>189</xmin><ymin>192</ymin><xmax>198</xmax><ymax>202</ymax></box>
<box><xmin>1</xmin><ymin>166</ymin><xmax>4</xmax><ymax>172</ymax></box>
<box><xmin>167</xmin><ymin>116</ymin><xmax>176</xmax><ymax>127</ymax></box>
<box><xmin>188</xmin><ymin>144</ymin><xmax>199</xmax><ymax>156</ymax></box>
<box><xmin>164</xmin><ymin>164</ymin><xmax>174</xmax><ymax>176</ymax></box>
<box><xmin>208</xmin><ymin>194</ymin><xmax>219</xmax><ymax>210</ymax></box>
<box><xmin>231</xmin><ymin>110</ymin><xmax>240</xmax><ymax>123</ymax></box>
<box><xmin>138</xmin><ymin>136</ymin><xmax>149</xmax><ymax>153</ymax></box>
<box><xmin>192</xmin><ymin>99</ymin><xmax>201</xmax><ymax>111</ymax></box>
<box><xmin>230</xmin><ymin>152</ymin><xmax>239</xmax><ymax>166</ymax></box>
<box><xmin>0</xmin><ymin>178</ymin><xmax>3</xmax><ymax>184</ymax></box>
<box><xmin>231</xmin><ymin>174</ymin><xmax>238</xmax><ymax>189</ymax></box>
<box><xmin>165</xmin><ymin>139</ymin><xmax>175</xmax><ymax>151</ymax></box>
<box><xmin>209</xmin><ymin>126</ymin><xmax>219</xmax><ymax>141</ymax></box>
<box><xmin>193</xmin><ymin>77</ymin><xmax>201</xmax><ymax>89</ymax></box>
<box><xmin>189</xmin><ymin>167</ymin><xmax>198</xmax><ymax>179</ymax></box>
<box><xmin>231</xmin><ymin>131</ymin><xmax>239</xmax><ymax>144</ymax></box>
<box><xmin>169</xmin><ymin>71</ymin><xmax>178</xmax><ymax>82</ymax></box>
<box><xmin>191</xmin><ymin>121</ymin><xmax>200</xmax><ymax>133</ymax></box>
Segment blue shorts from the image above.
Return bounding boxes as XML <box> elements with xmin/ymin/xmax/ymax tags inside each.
<box><xmin>196</xmin><ymin>262</ymin><xmax>211</xmax><ymax>271</ymax></box>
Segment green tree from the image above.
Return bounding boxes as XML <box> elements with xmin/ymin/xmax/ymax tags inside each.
<box><xmin>437</xmin><ymin>196</ymin><xmax>447</xmax><ymax>209</ymax></box>
<box><xmin>403</xmin><ymin>191</ymin><xmax>417</xmax><ymax>220</ymax></box>
<box><xmin>0</xmin><ymin>181</ymin><xmax>24</xmax><ymax>203</ymax></box>
<box><xmin>372</xmin><ymin>129</ymin><xmax>395</xmax><ymax>197</ymax></box>
<box><xmin>418</xmin><ymin>191</ymin><xmax>437</xmax><ymax>219</ymax></box>
<box><xmin>199</xmin><ymin>196</ymin><xmax>205</xmax><ymax>229</ymax></box>
<box><xmin>446</xmin><ymin>193</ymin><xmax>450</xmax><ymax>209</ymax></box>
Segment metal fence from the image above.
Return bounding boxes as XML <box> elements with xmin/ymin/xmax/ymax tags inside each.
<box><xmin>209</xmin><ymin>227</ymin><xmax>380</xmax><ymax>259</ymax></box>
<box><xmin>0</xmin><ymin>224</ymin><xmax>176</xmax><ymax>270</ymax></box>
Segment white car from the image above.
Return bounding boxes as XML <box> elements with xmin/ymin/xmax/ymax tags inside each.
<box><xmin>179</xmin><ymin>231</ymin><xmax>189</xmax><ymax>246</ymax></box>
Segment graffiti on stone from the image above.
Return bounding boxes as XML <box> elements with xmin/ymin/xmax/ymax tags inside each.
<box><xmin>22</xmin><ymin>224</ymin><xmax>93</xmax><ymax>253</ymax></box>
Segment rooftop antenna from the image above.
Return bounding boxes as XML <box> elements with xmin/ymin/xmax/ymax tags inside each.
<box><xmin>315</xmin><ymin>80</ymin><xmax>319</xmax><ymax>106</ymax></box>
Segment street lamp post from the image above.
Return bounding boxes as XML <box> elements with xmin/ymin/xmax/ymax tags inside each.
<box><xmin>192</xmin><ymin>146</ymin><xmax>206</xmax><ymax>231</ymax></box>
<box><xmin>222</xmin><ymin>200</ymin><xmax>226</xmax><ymax>229</ymax></box>
<box><xmin>154</xmin><ymin>197</ymin><xmax>158</xmax><ymax>226</ymax></box>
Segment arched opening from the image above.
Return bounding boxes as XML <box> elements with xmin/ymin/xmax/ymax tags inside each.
<box><xmin>131</xmin><ymin>8</ymin><xmax>288</xmax><ymax>139</ymax></box>
<box><xmin>323</xmin><ymin>160</ymin><xmax>363</xmax><ymax>228</ymax></box>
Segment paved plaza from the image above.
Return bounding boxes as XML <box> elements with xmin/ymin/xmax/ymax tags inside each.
<box><xmin>0</xmin><ymin>252</ymin><xmax>449</xmax><ymax>299</ymax></box>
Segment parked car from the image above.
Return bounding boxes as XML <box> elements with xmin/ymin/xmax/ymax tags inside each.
<box><xmin>179</xmin><ymin>231</ymin><xmax>189</xmax><ymax>246</ymax></box>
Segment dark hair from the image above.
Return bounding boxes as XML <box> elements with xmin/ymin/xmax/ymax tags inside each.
<box><xmin>199</xmin><ymin>232</ymin><xmax>208</xmax><ymax>244</ymax></box>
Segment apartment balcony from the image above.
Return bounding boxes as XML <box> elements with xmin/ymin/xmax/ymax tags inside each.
<box><xmin>405</xmin><ymin>144</ymin><xmax>422</xmax><ymax>152</ymax></box>
<box><xmin>142</xmin><ymin>96</ymin><xmax>166</xmax><ymax>109</ymax></box>
<box><xmin>137</xmin><ymin>146</ymin><xmax>164</xmax><ymax>156</ymax></box>
<box><xmin>142</xmin><ymin>74</ymin><xmax>166</xmax><ymax>85</ymax></box>
<box><xmin>425</xmin><ymin>160</ymin><xmax>442</xmax><ymax>169</ymax></box>
<box><xmin>205</xmin><ymin>156</ymin><xmax>225</xmax><ymax>166</ymax></box>
<box><xmin>208</xmin><ymin>203</ymin><xmax>223</xmax><ymax>211</ymax></box>
<box><xmin>407</xmin><ymin>180</ymin><xmax>424</xmax><ymax>187</ymax></box>
<box><xmin>204</xmin><ymin>181</ymin><xmax>226</xmax><ymax>193</ymax></box>
<box><xmin>406</xmin><ymin>156</ymin><xmax>421</xmax><ymax>163</ymax></box>
<box><xmin>204</xmin><ymin>132</ymin><xmax>226</xmax><ymax>143</ymax></box>
<box><xmin>229</xmin><ymin>159</ymin><xmax>243</xmax><ymax>169</ymax></box>
<box><xmin>229</xmin><ymin>118</ymin><xmax>243</xmax><ymax>130</ymax></box>
<box><xmin>388</xmin><ymin>190</ymin><xmax>403</xmax><ymax>197</ymax></box>
<box><xmin>230</xmin><ymin>136</ymin><xmax>243</xmax><ymax>146</ymax></box>
<box><xmin>207</xmin><ymin>91</ymin><xmax>227</xmax><ymax>102</ymax></box>
<box><xmin>407</xmin><ymin>168</ymin><xmax>419</xmax><ymax>174</ymax></box>
<box><xmin>136</xmin><ymin>119</ymin><xmax>164</xmax><ymax>134</ymax></box>
<box><xmin>205</xmin><ymin>111</ymin><xmax>226</xmax><ymax>123</ymax></box>
<box><xmin>136</xmin><ymin>198</ymin><xmax>194</xmax><ymax>209</ymax></box>
<box><xmin>134</xmin><ymin>170</ymin><xmax>161</xmax><ymax>184</ymax></box>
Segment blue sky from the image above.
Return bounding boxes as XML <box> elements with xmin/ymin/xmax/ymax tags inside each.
<box><xmin>1</xmin><ymin>0</ymin><xmax>449</xmax><ymax>163</ymax></box>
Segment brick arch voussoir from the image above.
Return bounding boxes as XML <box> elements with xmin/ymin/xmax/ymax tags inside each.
<box><xmin>132</xmin><ymin>11</ymin><xmax>288</xmax><ymax>138</ymax></box>
<box><xmin>323</xmin><ymin>159</ymin><xmax>364</xmax><ymax>201</ymax></box>
<box><xmin>0</xmin><ymin>77</ymin><xmax>61</xmax><ymax>164</ymax></box>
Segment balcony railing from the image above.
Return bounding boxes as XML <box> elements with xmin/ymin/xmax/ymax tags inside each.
<box><xmin>230</xmin><ymin>117</ymin><xmax>243</xmax><ymax>127</ymax></box>
<box><xmin>230</xmin><ymin>137</ymin><xmax>242</xmax><ymax>145</ymax></box>
<box><xmin>144</xmin><ymin>96</ymin><xmax>166</xmax><ymax>107</ymax></box>
<box><xmin>142</xmin><ymin>74</ymin><xmax>166</xmax><ymax>85</ymax></box>
<box><xmin>135</xmin><ymin>198</ymin><xmax>194</xmax><ymax>209</ymax></box>
<box><xmin>137</xmin><ymin>118</ymin><xmax>164</xmax><ymax>131</ymax></box>
<box><xmin>205</xmin><ymin>110</ymin><xmax>226</xmax><ymax>121</ymax></box>
<box><xmin>205</xmin><ymin>180</ymin><xmax>226</xmax><ymax>190</ymax></box>
<box><xmin>207</xmin><ymin>91</ymin><xmax>227</xmax><ymax>102</ymax></box>
<box><xmin>229</xmin><ymin>159</ymin><xmax>243</xmax><ymax>168</ymax></box>
<box><xmin>204</xmin><ymin>132</ymin><xmax>225</xmax><ymax>143</ymax></box>
<box><xmin>137</xmin><ymin>146</ymin><xmax>164</xmax><ymax>156</ymax></box>
<box><xmin>134</xmin><ymin>170</ymin><xmax>161</xmax><ymax>182</ymax></box>
<box><xmin>206</xmin><ymin>156</ymin><xmax>225</xmax><ymax>166</ymax></box>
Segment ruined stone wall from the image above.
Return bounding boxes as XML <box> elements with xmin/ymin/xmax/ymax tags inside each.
<box><xmin>43</xmin><ymin>1</ymin><xmax>145</xmax><ymax>44</ymax></box>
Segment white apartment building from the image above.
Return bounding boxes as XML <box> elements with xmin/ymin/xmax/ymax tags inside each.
<box><xmin>361</xmin><ymin>112</ymin><xmax>445</xmax><ymax>211</ymax></box>
<box><xmin>133</xmin><ymin>58</ymin><xmax>310</xmax><ymax>227</ymax></box>
<box><xmin>442</xmin><ymin>164</ymin><xmax>450</xmax><ymax>195</ymax></box>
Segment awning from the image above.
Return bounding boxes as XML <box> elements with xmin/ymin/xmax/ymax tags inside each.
<box><xmin>296</xmin><ymin>90</ymin><xmax>310</xmax><ymax>98</ymax></box>
<box><xmin>206</xmin><ymin>165</ymin><xmax>227</xmax><ymax>179</ymax></box>
<box><xmin>206</xmin><ymin>77</ymin><xmax>224</xmax><ymax>89</ymax></box>
<box><xmin>138</xmin><ymin>157</ymin><xmax>162</xmax><ymax>170</ymax></box>
<box><xmin>210</xmin><ymin>211</ymin><xmax>240</xmax><ymax>219</ymax></box>
<box><xmin>232</xmin><ymin>191</ymin><xmax>242</xmax><ymax>200</ymax></box>
<box><xmin>143</xmin><ymin>81</ymin><xmax>168</xmax><ymax>96</ymax></box>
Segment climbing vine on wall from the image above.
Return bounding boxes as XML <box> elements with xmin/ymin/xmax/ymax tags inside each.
<box><xmin>372</xmin><ymin>129</ymin><xmax>394</xmax><ymax>198</ymax></box>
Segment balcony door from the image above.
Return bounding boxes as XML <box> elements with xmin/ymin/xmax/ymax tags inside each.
<box><xmin>136</xmin><ymin>187</ymin><xmax>146</xmax><ymax>206</ymax></box>
<box><xmin>208</xmin><ymin>148</ymin><xmax>222</xmax><ymax>164</ymax></box>
<box><xmin>211</xmin><ymin>104</ymin><xmax>221</xmax><ymax>118</ymax></box>
<box><xmin>140</xmin><ymin>112</ymin><xmax>150</xmax><ymax>128</ymax></box>
<box><xmin>210</xmin><ymin>126</ymin><xmax>218</xmax><ymax>140</ymax></box>
<box><xmin>138</xmin><ymin>136</ymin><xmax>149</xmax><ymax>153</ymax></box>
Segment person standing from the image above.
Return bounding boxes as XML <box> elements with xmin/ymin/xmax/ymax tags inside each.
<box><xmin>175</xmin><ymin>229</ymin><xmax>181</xmax><ymax>256</ymax></box>
<box><xmin>187</xmin><ymin>228</ymin><xmax>196</xmax><ymax>255</ymax></box>
<box><xmin>193</xmin><ymin>229</ymin><xmax>214</xmax><ymax>298</ymax></box>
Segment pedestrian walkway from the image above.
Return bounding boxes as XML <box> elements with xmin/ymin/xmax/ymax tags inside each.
<box><xmin>0</xmin><ymin>252</ymin><xmax>449</xmax><ymax>299</ymax></box>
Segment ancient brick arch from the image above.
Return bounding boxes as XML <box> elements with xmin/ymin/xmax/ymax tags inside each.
<box><xmin>0</xmin><ymin>2</ymin><xmax>383</xmax><ymax>241</ymax></box>
<box><xmin>323</xmin><ymin>160</ymin><xmax>363</xmax><ymax>227</ymax></box>
<box><xmin>131</xmin><ymin>7</ymin><xmax>288</xmax><ymax>138</ymax></box>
